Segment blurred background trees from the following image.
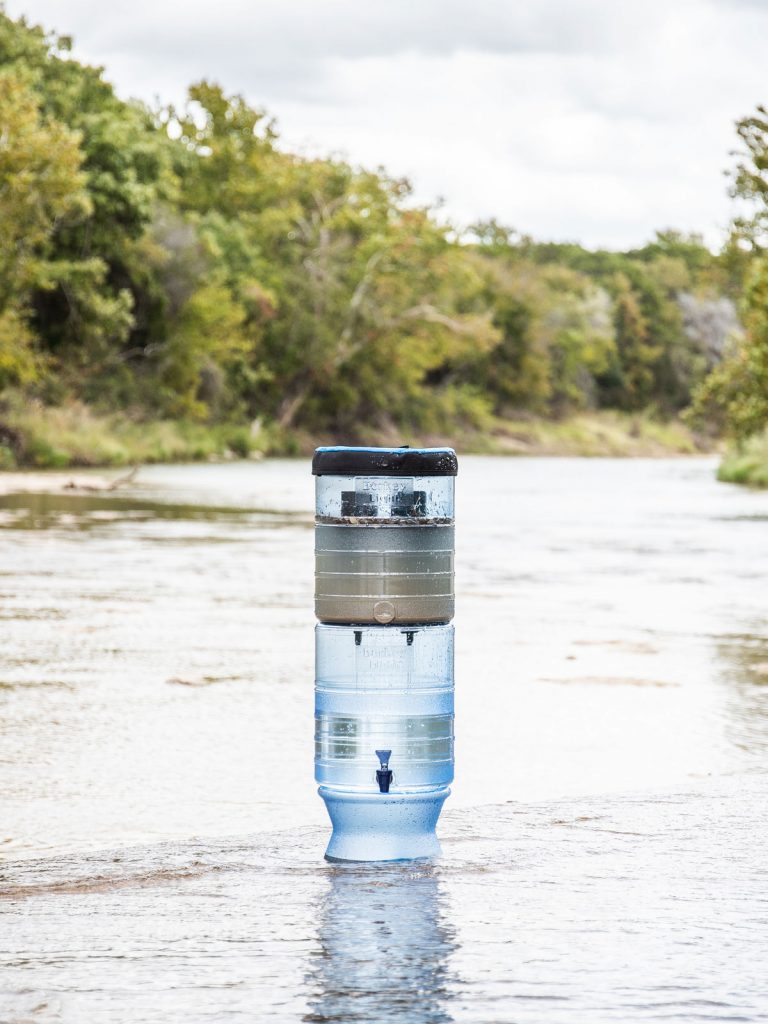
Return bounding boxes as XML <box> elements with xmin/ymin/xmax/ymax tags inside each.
<box><xmin>0</xmin><ymin>9</ymin><xmax>755</xmax><ymax>455</ymax></box>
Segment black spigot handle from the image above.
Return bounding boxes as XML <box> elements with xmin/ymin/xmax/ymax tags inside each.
<box><xmin>375</xmin><ymin>749</ymin><xmax>393</xmax><ymax>793</ymax></box>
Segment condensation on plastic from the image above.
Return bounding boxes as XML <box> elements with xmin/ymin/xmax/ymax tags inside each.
<box><xmin>314</xmin><ymin>624</ymin><xmax>454</xmax><ymax>791</ymax></box>
<box><xmin>315</xmin><ymin>715</ymin><xmax>453</xmax><ymax>788</ymax></box>
<box><xmin>316</xmin><ymin>623</ymin><xmax>453</xmax><ymax>690</ymax></box>
<box><xmin>320</xmin><ymin>788</ymin><xmax>448</xmax><ymax>861</ymax></box>
<box><xmin>315</xmin><ymin>475</ymin><xmax>454</xmax><ymax>522</ymax></box>
<box><xmin>314</xmin><ymin>524</ymin><xmax>454</xmax><ymax>624</ymax></box>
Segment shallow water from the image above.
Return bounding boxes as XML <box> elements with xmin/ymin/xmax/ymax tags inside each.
<box><xmin>1</xmin><ymin>457</ymin><xmax>767</xmax><ymax>1022</ymax></box>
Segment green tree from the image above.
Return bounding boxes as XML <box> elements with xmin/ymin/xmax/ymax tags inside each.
<box><xmin>0</xmin><ymin>10</ymin><xmax>172</xmax><ymax>394</ymax></box>
<box><xmin>689</xmin><ymin>106</ymin><xmax>768</xmax><ymax>439</ymax></box>
<box><xmin>731</xmin><ymin>105</ymin><xmax>768</xmax><ymax>249</ymax></box>
<box><xmin>0</xmin><ymin>69</ymin><xmax>89</xmax><ymax>387</ymax></box>
<box><xmin>690</xmin><ymin>256</ymin><xmax>768</xmax><ymax>439</ymax></box>
<box><xmin>172</xmin><ymin>84</ymin><xmax>499</xmax><ymax>435</ymax></box>
<box><xmin>606</xmin><ymin>274</ymin><xmax>660</xmax><ymax>410</ymax></box>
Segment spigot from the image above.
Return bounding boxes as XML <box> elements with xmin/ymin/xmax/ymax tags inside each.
<box><xmin>375</xmin><ymin>749</ymin><xmax>393</xmax><ymax>794</ymax></box>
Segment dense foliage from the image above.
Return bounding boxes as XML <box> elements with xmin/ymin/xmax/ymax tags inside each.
<box><xmin>0</xmin><ymin>10</ymin><xmax>742</xmax><ymax>451</ymax></box>
<box><xmin>689</xmin><ymin>107</ymin><xmax>768</xmax><ymax>446</ymax></box>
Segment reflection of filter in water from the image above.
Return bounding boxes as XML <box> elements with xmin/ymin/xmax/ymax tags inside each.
<box><xmin>305</xmin><ymin>864</ymin><xmax>456</xmax><ymax>1024</ymax></box>
<box><xmin>312</xmin><ymin>446</ymin><xmax>457</xmax><ymax>861</ymax></box>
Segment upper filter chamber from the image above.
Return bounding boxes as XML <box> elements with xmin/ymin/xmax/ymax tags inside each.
<box><xmin>312</xmin><ymin>447</ymin><xmax>458</xmax><ymax>625</ymax></box>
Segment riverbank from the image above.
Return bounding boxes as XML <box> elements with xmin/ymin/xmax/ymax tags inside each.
<box><xmin>0</xmin><ymin>399</ymin><xmax>711</xmax><ymax>470</ymax></box>
<box><xmin>465</xmin><ymin>412</ymin><xmax>707</xmax><ymax>457</ymax></box>
<box><xmin>718</xmin><ymin>431</ymin><xmax>768</xmax><ymax>487</ymax></box>
<box><xmin>0</xmin><ymin>400</ymin><xmax>273</xmax><ymax>470</ymax></box>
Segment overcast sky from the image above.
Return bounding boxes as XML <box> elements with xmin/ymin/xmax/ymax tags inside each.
<box><xmin>6</xmin><ymin>0</ymin><xmax>767</xmax><ymax>249</ymax></box>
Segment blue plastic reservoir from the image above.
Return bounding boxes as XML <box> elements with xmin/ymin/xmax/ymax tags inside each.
<box><xmin>315</xmin><ymin>624</ymin><xmax>454</xmax><ymax>790</ymax></box>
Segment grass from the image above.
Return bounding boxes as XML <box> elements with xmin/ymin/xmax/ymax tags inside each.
<box><xmin>0</xmin><ymin>397</ymin><xmax>712</xmax><ymax>470</ymax></box>
<box><xmin>0</xmin><ymin>397</ymin><xmax>272</xmax><ymax>469</ymax></box>
<box><xmin>463</xmin><ymin>411</ymin><xmax>707</xmax><ymax>457</ymax></box>
<box><xmin>718</xmin><ymin>432</ymin><xmax>768</xmax><ymax>488</ymax></box>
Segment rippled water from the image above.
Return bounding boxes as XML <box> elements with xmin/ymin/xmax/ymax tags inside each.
<box><xmin>1</xmin><ymin>457</ymin><xmax>767</xmax><ymax>1022</ymax></box>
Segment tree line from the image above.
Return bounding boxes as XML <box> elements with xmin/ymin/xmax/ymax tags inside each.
<box><xmin>0</xmin><ymin>10</ymin><xmax>753</xmax><ymax>449</ymax></box>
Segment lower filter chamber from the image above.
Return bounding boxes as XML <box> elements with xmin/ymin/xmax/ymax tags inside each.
<box><xmin>315</xmin><ymin>623</ymin><xmax>454</xmax><ymax>860</ymax></box>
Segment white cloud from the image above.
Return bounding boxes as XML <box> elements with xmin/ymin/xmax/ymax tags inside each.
<box><xmin>5</xmin><ymin>0</ymin><xmax>766</xmax><ymax>248</ymax></box>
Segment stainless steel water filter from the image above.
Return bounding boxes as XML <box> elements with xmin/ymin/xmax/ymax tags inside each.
<box><xmin>314</xmin><ymin>524</ymin><xmax>454</xmax><ymax>624</ymax></box>
<box><xmin>313</xmin><ymin>446</ymin><xmax>457</xmax><ymax>861</ymax></box>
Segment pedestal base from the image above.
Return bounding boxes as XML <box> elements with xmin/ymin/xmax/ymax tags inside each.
<box><xmin>318</xmin><ymin>786</ymin><xmax>450</xmax><ymax>862</ymax></box>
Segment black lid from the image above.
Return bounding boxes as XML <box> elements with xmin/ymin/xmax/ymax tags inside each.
<box><xmin>312</xmin><ymin>446</ymin><xmax>458</xmax><ymax>477</ymax></box>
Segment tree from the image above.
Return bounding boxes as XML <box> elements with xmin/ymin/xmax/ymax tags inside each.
<box><xmin>688</xmin><ymin>106</ymin><xmax>768</xmax><ymax>440</ymax></box>
<box><xmin>606</xmin><ymin>274</ymin><xmax>660</xmax><ymax>411</ymax></box>
<box><xmin>731</xmin><ymin>106</ymin><xmax>768</xmax><ymax>249</ymax></box>
<box><xmin>690</xmin><ymin>256</ymin><xmax>768</xmax><ymax>439</ymax></box>
<box><xmin>0</xmin><ymin>11</ymin><xmax>172</xmax><ymax>393</ymax></box>
<box><xmin>172</xmin><ymin>84</ymin><xmax>499</xmax><ymax>435</ymax></box>
<box><xmin>0</xmin><ymin>69</ymin><xmax>89</xmax><ymax>387</ymax></box>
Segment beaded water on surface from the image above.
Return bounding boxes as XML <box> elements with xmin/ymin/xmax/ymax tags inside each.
<box><xmin>315</xmin><ymin>624</ymin><xmax>454</xmax><ymax>789</ymax></box>
<box><xmin>314</xmin><ymin>525</ymin><xmax>455</xmax><ymax>624</ymax></box>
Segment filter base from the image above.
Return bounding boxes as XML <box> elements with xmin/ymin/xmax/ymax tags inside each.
<box><xmin>318</xmin><ymin>786</ymin><xmax>450</xmax><ymax>862</ymax></box>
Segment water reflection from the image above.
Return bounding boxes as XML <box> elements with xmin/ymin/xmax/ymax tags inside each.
<box><xmin>0</xmin><ymin>489</ymin><xmax>309</xmax><ymax>530</ymax></box>
<box><xmin>305</xmin><ymin>862</ymin><xmax>457</xmax><ymax>1024</ymax></box>
<box><xmin>714</xmin><ymin>628</ymin><xmax>768</xmax><ymax>759</ymax></box>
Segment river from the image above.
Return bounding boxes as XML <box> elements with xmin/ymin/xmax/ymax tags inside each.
<box><xmin>1</xmin><ymin>456</ymin><xmax>767</xmax><ymax>1022</ymax></box>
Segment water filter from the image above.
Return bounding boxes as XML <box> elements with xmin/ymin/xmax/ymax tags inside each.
<box><xmin>313</xmin><ymin>446</ymin><xmax>457</xmax><ymax>861</ymax></box>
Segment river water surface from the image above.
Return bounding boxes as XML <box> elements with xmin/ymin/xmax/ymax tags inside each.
<box><xmin>1</xmin><ymin>457</ymin><xmax>767</xmax><ymax>1022</ymax></box>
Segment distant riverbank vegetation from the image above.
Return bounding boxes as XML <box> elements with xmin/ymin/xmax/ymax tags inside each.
<box><xmin>0</xmin><ymin>10</ymin><xmax>765</xmax><ymax>471</ymax></box>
